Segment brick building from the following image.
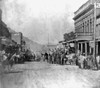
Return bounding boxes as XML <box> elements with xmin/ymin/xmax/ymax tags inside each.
<box><xmin>73</xmin><ymin>0</ymin><xmax>100</xmax><ymax>55</ymax></box>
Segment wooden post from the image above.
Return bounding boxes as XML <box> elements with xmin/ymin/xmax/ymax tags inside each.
<box><xmin>81</xmin><ymin>43</ymin><xmax>83</xmax><ymax>54</ymax></box>
<box><xmin>96</xmin><ymin>42</ymin><xmax>98</xmax><ymax>55</ymax></box>
<box><xmin>85</xmin><ymin>42</ymin><xmax>87</xmax><ymax>56</ymax></box>
<box><xmin>93</xmin><ymin>2</ymin><xmax>98</xmax><ymax>70</ymax></box>
<box><xmin>78</xmin><ymin>43</ymin><xmax>79</xmax><ymax>51</ymax></box>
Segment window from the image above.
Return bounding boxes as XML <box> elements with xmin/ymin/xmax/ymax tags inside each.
<box><xmin>92</xmin><ymin>18</ymin><xmax>94</xmax><ymax>32</ymax></box>
<box><xmin>81</xmin><ymin>24</ymin><xmax>83</xmax><ymax>33</ymax></box>
<box><xmin>90</xmin><ymin>19</ymin><xmax>92</xmax><ymax>32</ymax></box>
<box><xmin>83</xmin><ymin>23</ymin><xmax>84</xmax><ymax>33</ymax></box>
<box><xmin>85</xmin><ymin>21</ymin><xmax>87</xmax><ymax>33</ymax></box>
<box><xmin>87</xmin><ymin>20</ymin><xmax>89</xmax><ymax>33</ymax></box>
<box><xmin>90</xmin><ymin>18</ymin><xmax>94</xmax><ymax>33</ymax></box>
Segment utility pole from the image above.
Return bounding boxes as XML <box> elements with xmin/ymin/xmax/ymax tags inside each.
<box><xmin>48</xmin><ymin>33</ymin><xmax>49</xmax><ymax>50</ymax></box>
<box><xmin>93</xmin><ymin>2</ymin><xmax>99</xmax><ymax>70</ymax></box>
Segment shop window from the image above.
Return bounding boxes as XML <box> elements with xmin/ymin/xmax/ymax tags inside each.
<box><xmin>83</xmin><ymin>23</ymin><xmax>84</xmax><ymax>33</ymax></box>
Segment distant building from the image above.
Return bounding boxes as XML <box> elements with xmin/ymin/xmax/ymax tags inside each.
<box><xmin>11</xmin><ymin>32</ymin><xmax>23</xmax><ymax>45</ymax></box>
<box><xmin>73</xmin><ymin>0</ymin><xmax>100</xmax><ymax>55</ymax></box>
<box><xmin>47</xmin><ymin>44</ymin><xmax>57</xmax><ymax>50</ymax></box>
<box><xmin>11</xmin><ymin>32</ymin><xmax>27</xmax><ymax>52</ymax></box>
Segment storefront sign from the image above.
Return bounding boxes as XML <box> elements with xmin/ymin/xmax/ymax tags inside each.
<box><xmin>96</xmin><ymin>3</ymin><xmax>100</xmax><ymax>8</ymax></box>
<box><xmin>89</xmin><ymin>41</ymin><xmax>94</xmax><ymax>48</ymax></box>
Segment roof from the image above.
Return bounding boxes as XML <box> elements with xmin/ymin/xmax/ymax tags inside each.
<box><xmin>67</xmin><ymin>36</ymin><xmax>93</xmax><ymax>43</ymax></box>
<box><xmin>74</xmin><ymin>0</ymin><xmax>90</xmax><ymax>14</ymax></box>
<box><xmin>59</xmin><ymin>40</ymin><xmax>66</xmax><ymax>44</ymax></box>
<box><xmin>73</xmin><ymin>0</ymin><xmax>94</xmax><ymax>20</ymax></box>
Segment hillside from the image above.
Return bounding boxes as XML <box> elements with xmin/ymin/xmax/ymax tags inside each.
<box><xmin>23</xmin><ymin>37</ymin><xmax>43</xmax><ymax>52</ymax></box>
<box><xmin>0</xmin><ymin>21</ymin><xmax>11</xmax><ymax>38</ymax></box>
<box><xmin>8</xmin><ymin>29</ymin><xmax>43</xmax><ymax>52</ymax></box>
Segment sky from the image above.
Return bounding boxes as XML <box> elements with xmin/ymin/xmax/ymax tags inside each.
<box><xmin>1</xmin><ymin>0</ymin><xmax>88</xmax><ymax>44</ymax></box>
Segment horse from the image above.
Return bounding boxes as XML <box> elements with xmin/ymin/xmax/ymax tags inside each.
<box><xmin>77</xmin><ymin>54</ymin><xmax>87</xmax><ymax>69</ymax></box>
<box><xmin>66</xmin><ymin>53</ymin><xmax>76</xmax><ymax>65</ymax></box>
<box><xmin>1</xmin><ymin>53</ymin><xmax>15</xmax><ymax>72</ymax></box>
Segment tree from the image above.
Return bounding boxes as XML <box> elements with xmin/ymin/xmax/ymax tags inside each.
<box><xmin>63</xmin><ymin>31</ymin><xmax>76</xmax><ymax>42</ymax></box>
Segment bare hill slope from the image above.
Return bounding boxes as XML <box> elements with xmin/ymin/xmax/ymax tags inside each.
<box><xmin>8</xmin><ymin>29</ymin><xmax>43</xmax><ymax>52</ymax></box>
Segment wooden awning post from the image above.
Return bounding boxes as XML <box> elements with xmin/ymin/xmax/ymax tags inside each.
<box><xmin>93</xmin><ymin>2</ymin><xmax>98</xmax><ymax>70</ymax></box>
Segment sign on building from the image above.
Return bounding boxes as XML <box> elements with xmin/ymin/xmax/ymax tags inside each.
<box><xmin>11</xmin><ymin>32</ymin><xmax>22</xmax><ymax>44</ymax></box>
<box><xmin>89</xmin><ymin>41</ymin><xmax>94</xmax><ymax>48</ymax></box>
<box><xmin>96</xmin><ymin>3</ymin><xmax>100</xmax><ymax>8</ymax></box>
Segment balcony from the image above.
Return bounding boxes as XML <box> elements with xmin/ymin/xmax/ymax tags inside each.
<box><xmin>77</xmin><ymin>32</ymin><xmax>93</xmax><ymax>36</ymax></box>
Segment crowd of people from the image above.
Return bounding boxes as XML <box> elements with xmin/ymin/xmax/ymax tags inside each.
<box><xmin>41</xmin><ymin>46</ymin><xmax>100</xmax><ymax>70</ymax></box>
<box><xmin>0</xmin><ymin>44</ymin><xmax>100</xmax><ymax>71</ymax></box>
<box><xmin>41</xmin><ymin>46</ymin><xmax>76</xmax><ymax>65</ymax></box>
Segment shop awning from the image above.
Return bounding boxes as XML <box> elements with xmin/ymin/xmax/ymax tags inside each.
<box><xmin>75</xmin><ymin>36</ymin><xmax>93</xmax><ymax>41</ymax></box>
<box><xmin>67</xmin><ymin>39</ymin><xmax>76</xmax><ymax>43</ymax></box>
<box><xmin>67</xmin><ymin>36</ymin><xmax>93</xmax><ymax>43</ymax></box>
<box><xmin>59</xmin><ymin>40</ymin><xmax>66</xmax><ymax>44</ymax></box>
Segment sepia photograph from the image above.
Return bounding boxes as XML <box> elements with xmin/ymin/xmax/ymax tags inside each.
<box><xmin>0</xmin><ymin>0</ymin><xmax>100</xmax><ymax>88</ymax></box>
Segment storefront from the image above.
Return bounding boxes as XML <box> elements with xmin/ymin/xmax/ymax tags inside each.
<box><xmin>77</xmin><ymin>41</ymin><xmax>92</xmax><ymax>55</ymax></box>
<box><xmin>66</xmin><ymin>36</ymin><xmax>93</xmax><ymax>56</ymax></box>
<box><xmin>96</xmin><ymin>38</ymin><xmax>100</xmax><ymax>55</ymax></box>
<box><xmin>76</xmin><ymin>36</ymin><xmax>93</xmax><ymax>56</ymax></box>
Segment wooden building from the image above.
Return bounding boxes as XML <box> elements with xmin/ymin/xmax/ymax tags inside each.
<box><xmin>11</xmin><ymin>32</ymin><xmax>23</xmax><ymax>45</ymax></box>
<box><xmin>73</xmin><ymin>0</ymin><xmax>100</xmax><ymax>55</ymax></box>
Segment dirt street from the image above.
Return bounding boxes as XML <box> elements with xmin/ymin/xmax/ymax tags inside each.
<box><xmin>0</xmin><ymin>62</ymin><xmax>100</xmax><ymax>88</ymax></box>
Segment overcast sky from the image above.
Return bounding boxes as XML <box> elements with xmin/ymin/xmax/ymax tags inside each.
<box><xmin>1</xmin><ymin>0</ymin><xmax>88</xmax><ymax>44</ymax></box>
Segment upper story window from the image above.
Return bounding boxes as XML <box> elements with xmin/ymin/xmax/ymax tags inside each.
<box><xmin>90</xmin><ymin>18</ymin><xmax>92</xmax><ymax>32</ymax></box>
<box><xmin>85</xmin><ymin>21</ymin><xmax>87</xmax><ymax>33</ymax></box>
<box><xmin>91</xmin><ymin>18</ymin><xmax>94</xmax><ymax>32</ymax></box>
<box><xmin>87</xmin><ymin>20</ymin><xmax>89</xmax><ymax>33</ymax></box>
<box><xmin>83</xmin><ymin>23</ymin><xmax>84</xmax><ymax>33</ymax></box>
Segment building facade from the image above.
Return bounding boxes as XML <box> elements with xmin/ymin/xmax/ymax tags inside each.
<box><xmin>11</xmin><ymin>32</ymin><xmax>23</xmax><ymax>45</ymax></box>
<box><xmin>11</xmin><ymin>32</ymin><xmax>27</xmax><ymax>52</ymax></box>
<box><xmin>73</xmin><ymin>0</ymin><xmax>100</xmax><ymax>55</ymax></box>
<box><xmin>0</xmin><ymin>9</ymin><xmax>11</xmax><ymax>38</ymax></box>
<box><xmin>0</xmin><ymin>9</ymin><xmax>11</xmax><ymax>50</ymax></box>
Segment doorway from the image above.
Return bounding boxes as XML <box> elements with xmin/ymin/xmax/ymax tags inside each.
<box><xmin>98</xmin><ymin>42</ymin><xmax>100</xmax><ymax>55</ymax></box>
